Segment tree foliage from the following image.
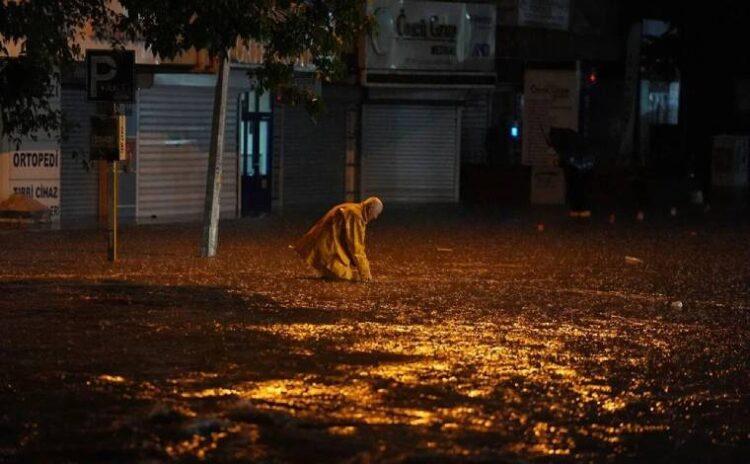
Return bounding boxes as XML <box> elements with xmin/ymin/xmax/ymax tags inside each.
<box><xmin>0</xmin><ymin>0</ymin><xmax>372</xmax><ymax>144</ymax></box>
<box><xmin>117</xmin><ymin>0</ymin><xmax>371</xmax><ymax>114</ymax></box>
<box><xmin>0</xmin><ymin>1</ymin><xmax>113</xmax><ymax>145</ymax></box>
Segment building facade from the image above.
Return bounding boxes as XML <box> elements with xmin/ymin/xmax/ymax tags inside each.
<box><xmin>1</xmin><ymin>0</ymin><xmax>499</xmax><ymax>225</ymax></box>
<box><xmin>3</xmin><ymin>0</ymin><xmax>647</xmax><ymax>225</ymax></box>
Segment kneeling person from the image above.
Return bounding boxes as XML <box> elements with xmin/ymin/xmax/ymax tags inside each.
<box><xmin>294</xmin><ymin>197</ymin><xmax>383</xmax><ymax>282</ymax></box>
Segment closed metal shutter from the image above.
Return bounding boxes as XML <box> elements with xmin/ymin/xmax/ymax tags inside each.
<box><xmin>281</xmin><ymin>85</ymin><xmax>358</xmax><ymax>206</ymax></box>
<box><xmin>60</xmin><ymin>87</ymin><xmax>99</xmax><ymax>221</ymax></box>
<box><xmin>362</xmin><ymin>104</ymin><xmax>461</xmax><ymax>203</ymax></box>
<box><xmin>281</xmin><ymin>105</ymin><xmax>347</xmax><ymax>205</ymax></box>
<box><xmin>138</xmin><ymin>81</ymin><xmax>238</xmax><ymax>221</ymax></box>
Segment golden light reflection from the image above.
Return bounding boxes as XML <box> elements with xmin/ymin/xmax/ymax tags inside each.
<box><xmin>163</xmin><ymin>316</ymin><xmax>685</xmax><ymax>461</ymax></box>
<box><xmin>165</xmin><ymin>428</ymin><xmax>236</xmax><ymax>461</ymax></box>
<box><xmin>601</xmin><ymin>397</ymin><xmax>628</xmax><ymax>412</ymax></box>
<box><xmin>181</xmin><ymin>388</ymin><xmax>241</xmax><ymax>399</ymax></box>
<box><xmin>97</xmin><ymin>374</ymin><xmax>126</xmax><ymax>383</ymax></box>
<box><xmin>327</xmin><ymin>425</ymin><xmax>357</xmax><ymax>436</ymax></box>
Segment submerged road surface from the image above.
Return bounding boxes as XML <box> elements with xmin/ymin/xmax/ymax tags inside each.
<box><xmin>1</xmin><ymin>208</ymin><xmax>749</xmax><ymax>463</ymax></box>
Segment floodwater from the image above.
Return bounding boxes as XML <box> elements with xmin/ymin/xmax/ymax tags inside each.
<box><xmin>1</xmin><ymin>208</ymin><xmax>748</xmax><ymax>462</ymax></box>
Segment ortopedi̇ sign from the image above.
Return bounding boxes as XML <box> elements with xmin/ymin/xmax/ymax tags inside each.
<box><xmin>366</xmin><ymin>0</ymin><xmax>496</xmax><ymax>73</ymax></box>
<box><xmin>7</xmin><ymin>150</ymin><xmax>61</xmax><ymax>219</ymax></box>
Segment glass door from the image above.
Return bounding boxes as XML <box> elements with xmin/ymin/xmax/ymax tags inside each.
<box><xmin>239</xmin><ymin>91</ymin><xmax>272</xmax><ymax>216</ymax></box>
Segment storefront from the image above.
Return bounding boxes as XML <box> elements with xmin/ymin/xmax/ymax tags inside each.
<box><xmin>59</xmin><ymin>84</ymin><xmax>101</xmax><ymax>223</ymax></box>
<box><xmin>274</xmin><ymin>84</ymin><xmax>360</xmax><ymax>208</ymax></box>
<box><xmin>0</xmin><ymin>88</ymin><xmax>63</xmax><ymax>225</ymax></box>
<box><xmin>360</xmin><ymin>0</ymin><xmax>496</xmax><ymax>203</ymax></box>
<box><xmin>47</xmin><ymin>65</ymin><xmax>352</xmax><ymax>223</ymax></box>
<box><xmin>362</xmin><ymin>97</ymin><xmax>461</xmax><ymax>202</ymax></box>
<box><xmin>52</xmin><ymin>67</ymin><xmax>263</xmax><ymax>224</ymax></box>
<box><xmin>58</xmin><ymin>66</ymin><xmax>135</xmax><ymax>225</ymax></box>
<box><xmin>2</xmin><ymin>39</ymin><xmax>292</xmax><ymax>224</ymax></box>
<box><xmin>136</xmin><ymin>71</ymin><xmax>247</xmax><ymax>222</ymax></box>
<box><xmin>2</xmin><ymin>2</ymin><xmax>498</xmax><ymax>222</ymax></box>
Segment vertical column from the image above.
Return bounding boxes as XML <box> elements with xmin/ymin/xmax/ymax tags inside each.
<box><xmin>345</xmin><ymin>107</ymin><xmax>359</xmax><ymax>202</ymax></box>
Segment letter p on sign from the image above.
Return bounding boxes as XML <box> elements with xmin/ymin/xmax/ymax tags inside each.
<box><xmin>86</xmin><ymin>50</ymin><xmax>135</xmax><ymax>103</ymax></box>
<box><xmin>89</xmin><ymin>55</ymin><xmax>117</xmax><ymax>99</ymax></box>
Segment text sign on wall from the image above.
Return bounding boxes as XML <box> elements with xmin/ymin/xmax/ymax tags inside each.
<box><xmin>90</xmin><ymin>115</ymin><xmax>127</xmax><ymax>161</ymax></box>
<box><xmin>86</xmin><ymin>50</ymin><xmax>135</xmax><ymax>102</ymax></box>
<box><xmin>366</xmin><ymin>0</ymin><xmax>496</xmax><ymax>73</ymax></box>
<box><xmin>518</xmin><ymin>0</ymin><xmax>570</xmax><ymax>30</ymax></box>
<box><xmin>522</xmin><ymin>69</ymin><xmax>579</xmax><ymax>166</ymax></box>
<box><xmin>7</xmin><ymin>150</ymin><xmax>61</xmax><ymax>219</ymax></box>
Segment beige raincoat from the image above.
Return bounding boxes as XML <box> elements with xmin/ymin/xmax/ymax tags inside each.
<box><xmin>294</xmin><ymin>198</ymin><xmax>383</xmax><ymax>281</ymax></box>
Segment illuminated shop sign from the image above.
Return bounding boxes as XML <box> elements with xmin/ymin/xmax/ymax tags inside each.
<box><xmin>366</xmin><ymin>0</ymin><xmax>496</xmax><ymax>73</ymax></box>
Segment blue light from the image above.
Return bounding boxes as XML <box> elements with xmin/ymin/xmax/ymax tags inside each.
<box><xmin>510</xmin><ymin>125</ymin><xmax>519</xmax><ymax>138</ymax></box>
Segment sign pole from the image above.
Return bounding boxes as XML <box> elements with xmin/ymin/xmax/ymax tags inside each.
<box><xmin>108</xmin><ymin>159</ymin><xmax>118</xmax><ymax>261</ymax></box>
<box><xmin>86</xmin><ymin>50</ymin><xmax>133</xmax><ymax>262</ymax></box>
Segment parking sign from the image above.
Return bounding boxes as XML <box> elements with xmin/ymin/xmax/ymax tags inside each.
<box><xmin>86</xmin><ymin>50</ymin><xmax>135</xmax><ymax>102</ymax></box>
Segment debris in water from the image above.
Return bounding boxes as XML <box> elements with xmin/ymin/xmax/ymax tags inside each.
<box><xmin>98</xmin><ymin>374</ymin><xmax>126</xmax><ymax>383</ymax></box>
<box><xmin>183</xmin><ymin>418</ymin><xmax>227</xmax><ymax>436</ymax></box>
<box><xmin>148</xmin><ymin>403</ymin><xmax>195</xmax><ymax>423</ymax></box>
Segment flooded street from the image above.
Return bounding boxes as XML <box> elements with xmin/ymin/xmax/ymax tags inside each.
<box><xmin>1</xmin><ymin>209</ymin><xmax>749</xmax><ymax>463</ymax></box>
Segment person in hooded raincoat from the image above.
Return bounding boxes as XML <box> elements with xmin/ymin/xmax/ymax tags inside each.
<box><xmin>294</xmin><ymin>197</ymin><xmax>383</xmax><ymax>282</ymax></box>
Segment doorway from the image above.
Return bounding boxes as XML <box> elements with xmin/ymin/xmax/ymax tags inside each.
<box><xmin>239</xmin><ymin>90</ymin><xmax>272</xmax><ymax>216</ymax></box>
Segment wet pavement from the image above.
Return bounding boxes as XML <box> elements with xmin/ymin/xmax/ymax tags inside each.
<box><xmin>1</xmin><ymin>207</ymin><xmax>749</xmax><ymax>463</ymax></box>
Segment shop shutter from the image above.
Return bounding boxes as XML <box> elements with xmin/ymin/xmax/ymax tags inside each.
<box><xmin>137</xmin><ymin>81</ymin><xmax>239</xmax><ymax>221</ymax></box>
<box><xmin>362</xmin><ymin>104</ymin><xmax>460</xmax><ymax>203</ymax></box>
<box><xmin>280</xmin><ymin>86</ymin><xmax>358</xmax><ymax>206</ymax></box>
<box><xmin>60</xmin><ymin>87</ymin><xmax>99</xmax><ymax>221</ymax></box>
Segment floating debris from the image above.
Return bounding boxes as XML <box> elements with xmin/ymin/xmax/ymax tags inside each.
<box><xmin>625</xmin><ymin>256</ymin><xmax>644</xmax><ymax>265</ymax></box>
<box><xmin>97</xmin><ymin>374</ymin><xmax>126</xmax><ymax>384</ymax></box>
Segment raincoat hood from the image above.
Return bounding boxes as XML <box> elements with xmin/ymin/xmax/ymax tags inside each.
<box><xmin>361</xmin><ymin>197</ymin><xmax>384</xmax><ymax>223</ymax></box>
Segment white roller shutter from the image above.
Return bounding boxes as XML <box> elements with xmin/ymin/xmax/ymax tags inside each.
<box><xmin>138</xmin><ymin>81</ymin><xmax>238</xmax><ymax>221</ymax></box>
<box><xmin>60</xmin><ymin>87</ymin><xmax>99</xmax><ymax>221</ymax></box>
<box><xmin>362</xmin><ymin>104</ymin><xmax>460</xmax><ymax>203</ymax></box>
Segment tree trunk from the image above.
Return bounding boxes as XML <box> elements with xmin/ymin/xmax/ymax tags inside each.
<box><xmin>200</xmin><ymin>54</ymin><xmax>230</xmax><ymax>257</ymax></box>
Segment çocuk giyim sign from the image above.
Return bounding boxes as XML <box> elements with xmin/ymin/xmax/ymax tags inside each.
<box><xmin>366</xmin><ymin>0</ymin><xmax>496</xmax><ymax>73</ymax></box>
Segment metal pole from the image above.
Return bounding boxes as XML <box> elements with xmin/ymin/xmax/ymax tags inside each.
<box><xmin>108</xmin><ymin>160</ymin><xmax>118</xmax><ymax>261</ymax></box>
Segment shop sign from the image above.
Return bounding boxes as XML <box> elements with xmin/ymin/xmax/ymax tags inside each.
<box><xmin>90</xmin><ymin>115</ymin><xmax>127</xmax><ymax>162</ymax></box>
<box><xmin>522</xmin><ymin>69</ymin><xmax>579</xmax><ymax>166</ymax></box>
<box><xmin>366</xmin><ymin>0</ymin><xmax>495</xmax><ymax>73</ymax></box>
<box><xmin>518</xmin><ymin>0</ymin><xmax>570</xmax><ymax>30</ymax></box>
<box><xmin>6</xmin><ymin>150</ymin><xmax>61</xmax><ymax>219</ymax></box>
<box><xmin>86</xmin><ymin>50</ymin><xmax>135</xmax><ymax>102</ymax></box>
<box><xmin>531</xmin><ymin>166</ymin><xmax>566</xmax><ymax>205</ymax></box>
